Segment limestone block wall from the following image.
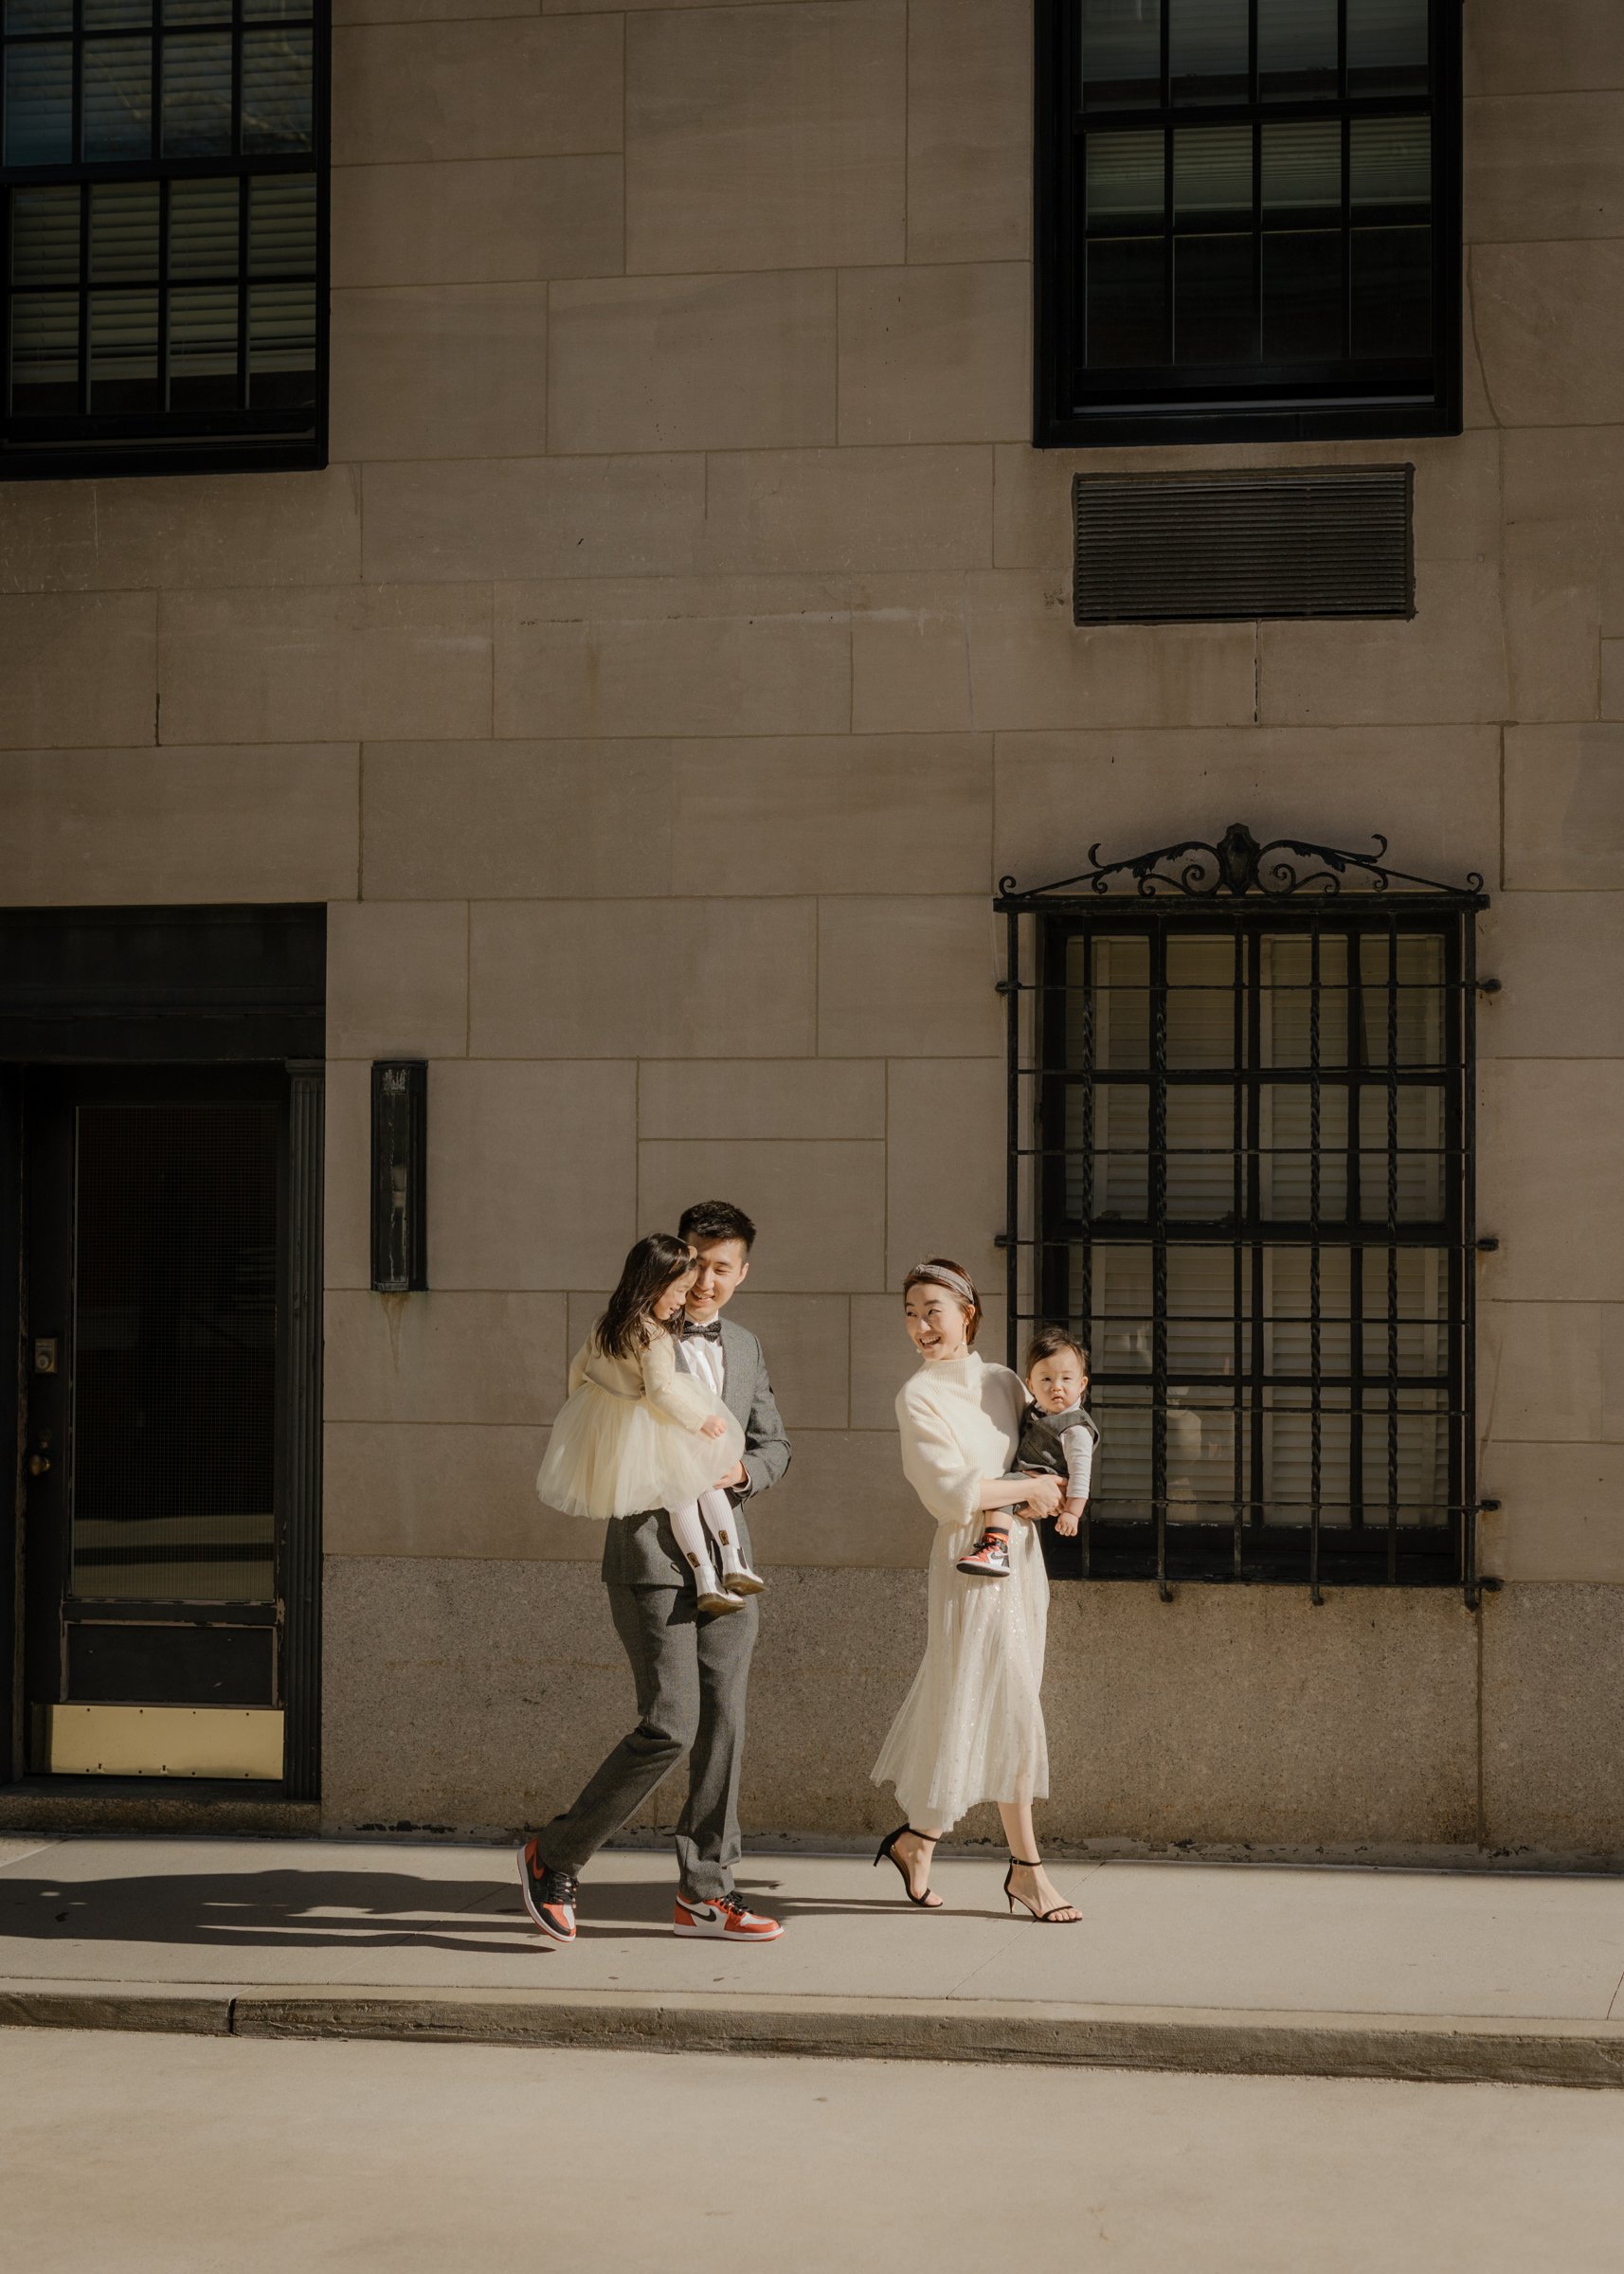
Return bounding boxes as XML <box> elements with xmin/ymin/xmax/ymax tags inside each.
<box><xmin>2</xmin><ymin>0</ymin><xmax>1623</xmax><ymax>1850</ymax></box>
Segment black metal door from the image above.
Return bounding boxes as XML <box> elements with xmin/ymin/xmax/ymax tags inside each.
<box><xmin>21</xmin><ymin>1067</ymin><xmax>295</xmax><ymax>1781</ymax></box>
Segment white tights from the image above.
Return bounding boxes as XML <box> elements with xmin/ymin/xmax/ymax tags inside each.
<box><xmin>667</xmin><ymin>1487</ymin><xmax>744</xmax><ymax>1592</ymax></box>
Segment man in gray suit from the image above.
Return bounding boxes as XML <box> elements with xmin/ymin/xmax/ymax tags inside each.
<box><xmin>519</xmin><ymin>1200</ymin><xmax>792</xmax><ymax>1944</ymax></box>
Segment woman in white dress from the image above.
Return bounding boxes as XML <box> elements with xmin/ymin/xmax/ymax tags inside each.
<box><xmin>870</xmin><ymin>1259</ymin><xmax>1081</xmax><ymax>1922</ymax></box>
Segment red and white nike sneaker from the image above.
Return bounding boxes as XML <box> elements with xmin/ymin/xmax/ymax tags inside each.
<box><xmin>516</xmin><ymin>1838</ymin><xmax>578</xmax><ymax>1943</ymax></box>
<box><xmin>673</xmin><ymin>1892</ymin><xmax>784</xmax><ymax>1941</ymax></box>
<box><xmin>956</xmin><ymin>1528</ymin><xmax>1011</xmax><ymax>1577</ymax></box>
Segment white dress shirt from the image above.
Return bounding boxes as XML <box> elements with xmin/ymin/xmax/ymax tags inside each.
<box><xmin>677</xmin><ymin>1323</ymin><xmax>726</xmax><ymax>1400</ymax></box>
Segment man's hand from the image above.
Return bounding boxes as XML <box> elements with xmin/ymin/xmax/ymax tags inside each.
<box><xmin>717</xmin><ymin>1461</ymin><xmax>749</xmax><ymax>1490</ymax></box>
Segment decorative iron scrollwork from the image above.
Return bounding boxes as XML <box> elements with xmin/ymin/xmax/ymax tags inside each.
<box><xmin>998</xmin><ymin>822</ymin><xmax>1485</xmax><ymax>905</ymax></box>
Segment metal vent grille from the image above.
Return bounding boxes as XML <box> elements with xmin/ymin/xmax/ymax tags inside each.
<box><xmin>1073</xmin><ymin>466</ymin><xmax>1415</xmax><ymax>626</ymax></box>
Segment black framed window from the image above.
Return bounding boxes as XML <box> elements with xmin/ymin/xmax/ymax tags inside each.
<box><xmin>2</xmin><ymin>0</ymin><xmax>327</xmax><ymax>478</ymax></box>
<box><xmin>999</xmin><ymin>827</ymin><xmax>1487</xmax><ymax>1597</ymax></box>
<box><xmin>1035</xmin><ymin>0</ymin><xmax>1462</xmax><ymax>446</ymax></box>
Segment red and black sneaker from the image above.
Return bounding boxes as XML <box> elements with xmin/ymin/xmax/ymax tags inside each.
<box><xmin>673</xmin><ymin>1891</ymin><xmax>783</xmax><ymax>1941</ymax></box>
<box><xmin>957</xmin><ymin>1528</ymin><xmax>1011</xmax><ymax>1578</ymax></box>
<box><xmin>516</xmin><ymin>1839</ymin><xmax>578</xmax><ymax>1943</ymax></box>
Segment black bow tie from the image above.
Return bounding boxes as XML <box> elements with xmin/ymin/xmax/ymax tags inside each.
<box><xmin>680</xmin><ymin>1320</ymin><xmax>722</xmax><ymax>1342</ymax></box>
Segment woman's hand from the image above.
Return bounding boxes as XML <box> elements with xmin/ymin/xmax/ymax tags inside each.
<box><xmin>1016</xmin><ymin>1473</ymin><xmax>1064</xmax><ymax>1519</ymax></box>
<box><xmin>699</xmin><ymin>1416</ymin><xmax>728</xmax><ymax>1440</ymax></box>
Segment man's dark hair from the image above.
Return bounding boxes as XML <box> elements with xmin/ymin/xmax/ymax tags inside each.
<box><xmin>678</xmin><ymin>1200</ymin><xmax>757</xmax><ymax>1252</ymax></box>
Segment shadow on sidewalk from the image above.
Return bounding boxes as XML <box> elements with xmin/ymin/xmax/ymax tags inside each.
<box><xmin>0</xmin><ymin>1861</ymin><xmax>1014</xmax><ymax>1955</ymax></box>
<box><xmin>0</xmin><ymin>1866</ymin><xmax>577</xmax><ymax>1954</ymax></box>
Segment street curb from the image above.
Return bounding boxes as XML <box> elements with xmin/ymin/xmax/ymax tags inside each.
<box><xmin>0</xmin><ymin>1987</ymin><xmax>231</xmax><ymax>2037</ymax></box>
<box><xmin>6</xmin><ymin>1982</ymin><xmax>1624</xmax><ymax>2088</ymax></box>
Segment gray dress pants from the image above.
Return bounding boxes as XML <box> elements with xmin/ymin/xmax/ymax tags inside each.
<box><xmin>535</xmin><ymin>1582</ymin><xmax>759</xmax><ymax>1902</ymax></box>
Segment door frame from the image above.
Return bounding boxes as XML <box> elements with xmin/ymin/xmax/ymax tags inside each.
<box><xmin>11</xmin><ymin>1061</ymin><xmax>323</xmax><ymax>1797</ymax></box>
<box><xmin>1</xmin><ymin>1070</ymin><xmax>21</xmax><ymax>1787</ymax></box>
<box><xmin>0</xmin><ymin>903</ymin><xmax>325</xmax><ymax>1803</ymax></box>
<box><xmin>280</xmin><ymin>1060</ymin><xmax>323</xmax><ymax>1801</ymax></box>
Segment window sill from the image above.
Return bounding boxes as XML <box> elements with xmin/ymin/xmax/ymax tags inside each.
<box><xmin>1038</xmin><ymin>401</ymin><xmax>1463</xmax><ymax>451</ymax></box>
<box><xmin>0</xmin><ymin>438</ymin><xmax>328</xmax><ymax>483</ymax></box>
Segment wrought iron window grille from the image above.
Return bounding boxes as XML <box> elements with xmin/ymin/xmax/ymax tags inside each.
<box><xmin>996</xmin><ymin>823</ymin><xmax>1488</xmax><ymax>1606</ymax></box>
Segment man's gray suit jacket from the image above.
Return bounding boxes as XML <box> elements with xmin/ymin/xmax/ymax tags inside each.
<box><xmin>599</xmin><ymin>1316</ymin><xmax>791</xmax><ymax>1587</ymax></box>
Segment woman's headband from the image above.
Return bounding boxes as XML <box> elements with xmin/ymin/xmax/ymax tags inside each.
<box><xmin>906</xmin><ymin>1262</ymin><xmax>980</xmax><ymax>1311</ymax></box>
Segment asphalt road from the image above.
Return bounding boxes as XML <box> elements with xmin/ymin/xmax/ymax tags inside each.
<box><xmin>5</xmin><ymin>2027</ymin><xmax>1624</xmax><ymax>2271</ymax></box>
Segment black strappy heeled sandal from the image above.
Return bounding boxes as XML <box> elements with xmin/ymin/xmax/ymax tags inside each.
<box><xmin>875</xmin><ymin>1824</ymin><xmax>944</xmax><ymax>1909</ymax></box>
<box><xmin>1003</xmin><ymin>1855</ymin><xmax>1081</xmax><ymax>1922</ymax></box>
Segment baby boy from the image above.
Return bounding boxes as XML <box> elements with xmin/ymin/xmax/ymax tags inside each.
<box><xmin>957</xmin><ymin>1326</ymin><xmax>1099</xmax><ymax>1577</ymax></box>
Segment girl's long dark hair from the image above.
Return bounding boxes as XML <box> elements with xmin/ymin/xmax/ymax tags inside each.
<box><xmin>595</xmin><ymin>1233</ymin><xmax>696</xmax><ymax>1361</ymax></box>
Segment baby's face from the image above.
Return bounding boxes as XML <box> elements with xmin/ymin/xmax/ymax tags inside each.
<box><xmin>1028</xmin><ymin>1352</ymin><xmax>1087</xmax><ymax>1415</ymax></box>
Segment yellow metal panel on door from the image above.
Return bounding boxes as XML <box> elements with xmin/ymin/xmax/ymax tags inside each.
<box><xmin>45</xmin><ymin>1705</ymin><xmax>284</xmax><ymax>1779</ymax></box>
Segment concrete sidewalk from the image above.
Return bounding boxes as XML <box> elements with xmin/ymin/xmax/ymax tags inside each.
<box><xmin>4</xmin><ymin>1833</ymin><xmax>1624</xmax><ymax>2087</ymax></box>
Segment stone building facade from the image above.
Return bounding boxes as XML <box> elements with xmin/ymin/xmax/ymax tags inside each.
<box><xmin>3</xmin><ymin>0</ymin><xmax>1623</xmax><ymax>1859</ymax></box>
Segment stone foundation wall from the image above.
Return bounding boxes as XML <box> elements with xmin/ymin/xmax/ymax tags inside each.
<box><xmin>322</xmin><ymin>1559</ymin><xmax>1624</xmax><ymax>1862</ymax></box>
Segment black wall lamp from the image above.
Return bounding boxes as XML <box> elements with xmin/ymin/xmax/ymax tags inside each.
<box><xmin>370</xmin><ymin>1060</ymin><xmax>427</xmax><ymax>1292</ymax></box>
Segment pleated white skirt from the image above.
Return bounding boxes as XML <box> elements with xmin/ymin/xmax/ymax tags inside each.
<box><xmin>871</xmin><ymin>1509</ymin><xmax>1049</xmax><ymax>1832</ymax></box>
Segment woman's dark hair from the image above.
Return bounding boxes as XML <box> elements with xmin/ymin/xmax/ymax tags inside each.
<box><xmin>901</xmin><ymin>1257</ymin><xmax>983</xmax><ymax>1345</ymax></box>
<box><xmin>677</xmin><ymin>1199</ymin><xmax>757</xmax><ymax>1252</ymax></box>
<box><xmin>595</xmin><ymin>1233</ymin><xmax>696</xmax><ymax>1361</ymax></box>
<box><xmin>1024</xmin><ymin>1324</ymin><xmax>1091</xmax><ymax>1377</ymax></box>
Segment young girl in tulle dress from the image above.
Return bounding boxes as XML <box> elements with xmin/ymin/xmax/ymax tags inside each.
<box><xmin>534</xmin><ymin>1232</ymin><xmax>763</xmax><ymax>1616</ymax></box>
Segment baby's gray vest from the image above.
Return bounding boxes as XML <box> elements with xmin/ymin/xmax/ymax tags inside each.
<box><xmin>1017</xmin><ymin>1402</ymin><xmax>1101</xmax><ymax>1477</ymax></box>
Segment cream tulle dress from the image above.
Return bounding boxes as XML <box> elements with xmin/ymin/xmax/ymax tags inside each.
<box><xmin>535</xmin><ymin>1327</ymin><xmax>746</xmax><ymax>1521</ymax></box>
<box><xmin>871</xmin><ymin>1350</ymin><xmax>1049</xmax><ymax>1832</ymax></box>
